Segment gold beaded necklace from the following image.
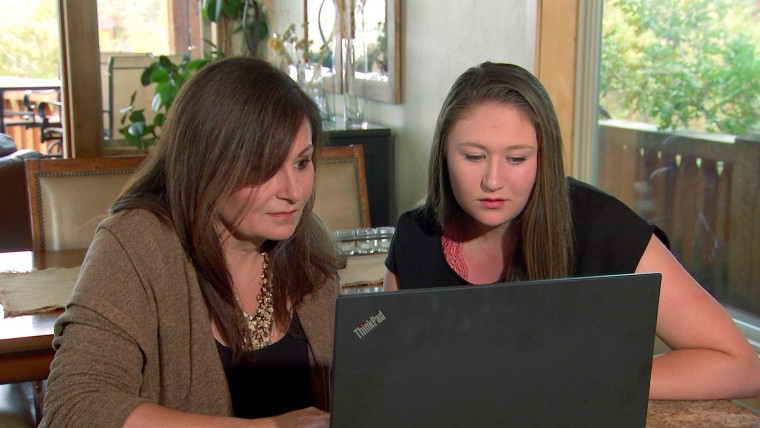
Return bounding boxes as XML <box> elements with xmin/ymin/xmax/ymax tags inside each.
<box><xmin>238</xmin><ymin>252</ymin><xmax>274</xmax><ymax>351</ymax></box>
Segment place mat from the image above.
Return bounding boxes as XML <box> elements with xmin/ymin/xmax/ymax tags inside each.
<box><xmin>0</xmin><ymin>266</ymin><xmax>80</xmax><ymax>317</ymax></box>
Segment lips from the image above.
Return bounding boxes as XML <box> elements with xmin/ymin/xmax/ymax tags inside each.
<box><xmin>478</xmin><ymin>198</ymin><xmax>506</xmax><ymax>209</ymax></box>
<box><xmin>269</xmin><ymin>209</ymin><xmax>299</xmax><ymax>219</ymax></box>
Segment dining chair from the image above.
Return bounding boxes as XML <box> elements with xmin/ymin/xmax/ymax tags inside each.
<box><xmin>24</xmin><ymin>156</ymin><xmax>145</xmax><ymax>252</ymax></box>
<box><xmin>313</xmin><ymin>145</ymin><xmax>371</xmax><ymax>230</ymax></box>
<box><xmin>33</xmin><ymin>99</ymin><xmax>63</xmax><ymax>157</ymax></box>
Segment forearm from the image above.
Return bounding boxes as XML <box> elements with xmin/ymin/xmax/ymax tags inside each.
<box><xmin>650</xmin><ymin>349</ymin><xmax>760</xmax><ymax>400</ymax></box>
<box><xmin>125</xmin><ymin>403</ymin><xmax>329</xmax><ymax>428</ymax></box>
<box><xmin>124</xmin><ymin>403</ymin><xmax>251</xmax><ymax>428</ymax></box>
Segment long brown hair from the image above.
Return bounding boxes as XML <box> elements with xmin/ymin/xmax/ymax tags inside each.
<box><xmin>427</xmin><ymin>61</ymin><xmax>573</xmax><ymax>280</ymax></box>
<box><xmin>112</xmin><ymin>56</ymin><xmax>338</xmax><ymax>360</ymax></box>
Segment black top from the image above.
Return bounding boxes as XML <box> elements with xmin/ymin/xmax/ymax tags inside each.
<box><xmin>217</xmin><ymin>314</ymin><xmax>313</xmax><ymax>419</ymax></box>
<box><xmin>386</xmin><ymin>177</ymin><xmax>669</xmax><ymax>289</ymax></box>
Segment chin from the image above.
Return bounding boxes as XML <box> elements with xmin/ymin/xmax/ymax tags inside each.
<box><xmin>471</xmin><ymin>213</ymin><xmax>516</xmax><ymax>229</ymax></box>
<box><xmin>267</xmin><ymin>226</ymin><xmax>300</xmax><ymax>241</ymax></box>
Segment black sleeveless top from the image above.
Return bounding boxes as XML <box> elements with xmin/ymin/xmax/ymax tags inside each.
<box><xmin>216</xmin><ymin>314</ymin><xmax>313</xmax><ymax>419</ymax></box>
<box><xmin>386</xmin><ymin>177</ymin><xmax>670</xmax><ymax>289</ymax></box>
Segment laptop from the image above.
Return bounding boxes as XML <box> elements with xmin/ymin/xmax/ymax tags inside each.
<box><xmin>330</xmin><ymin>273</ymin><xmax>661</xmax><ymax>428</ymax></box>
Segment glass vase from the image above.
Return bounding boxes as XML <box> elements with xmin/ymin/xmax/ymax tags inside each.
<box><xmin>342</xmin><ymin>37</ymin><xmax>367</xmax><ymax>127</ymax></box>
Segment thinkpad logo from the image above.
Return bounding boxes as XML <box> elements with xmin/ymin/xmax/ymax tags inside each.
<box><xmin>353</xmin><ymin>310</ymin><xmax>386</xmax><ymax>338</ymax></box>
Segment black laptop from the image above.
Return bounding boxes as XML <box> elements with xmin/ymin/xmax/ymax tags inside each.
<box><xmin>330</xmin><ymin>273</ymin><xmax>661</xmax><ymax>428</ymax></box>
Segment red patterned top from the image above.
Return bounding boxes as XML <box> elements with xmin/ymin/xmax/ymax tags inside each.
<box><xmin>441</xmin><ymin>225</ymin><xmax>468</xmax><ymax>281</ymax></box>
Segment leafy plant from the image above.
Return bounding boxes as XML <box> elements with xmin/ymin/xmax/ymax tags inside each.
<box><xmin>201</xmin><ymin>0</ymin><xmax>269</xmax><ymax>57</ymax></box>
<box><xmin>600</xmin><ymin>0</ymin><xmax>760</xmax><ymax>135</ymax></box>
<box><xmin>118</xmin><ymin>53</ymin><xmax>217</xmax><ymax>150</ymax></box>
<box><xmin>118</xmin><ymin>0</ymin><xmax>271</xmax><ymax>151</ymax></box>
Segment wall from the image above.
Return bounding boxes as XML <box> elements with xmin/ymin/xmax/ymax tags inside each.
<box><xmin>352</xmin><ymin>0</ymin><xmax>536</xmax><ymax>222</ymax></box>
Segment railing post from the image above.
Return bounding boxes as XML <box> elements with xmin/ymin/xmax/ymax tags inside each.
<box><xmin>728</xmin><ymin>131</ymin><xmax>760</xmax><ymax>306</ymax></box>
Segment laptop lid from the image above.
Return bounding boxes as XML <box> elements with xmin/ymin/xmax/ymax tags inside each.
<box><xmin>330</xmin><ymin>273</ymin><xmax>661</xmax><ymax>428</ymax></box>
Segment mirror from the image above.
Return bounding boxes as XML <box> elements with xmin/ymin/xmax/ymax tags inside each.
<box><xmin>305</xmin><ymin>0</ymin><xmax>401</xmax><ymax>104</ymax></box>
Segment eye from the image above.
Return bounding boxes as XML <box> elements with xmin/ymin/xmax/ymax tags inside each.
<box><xmin>295</xmin><ymin>157</ymin><xmax>312</xmax><ymax>170</ymax></box>
<box><xmin>507</xmin><ymin>156</ymin><xmax>527</xmax><ymax>165</ymax></box>
<box><xmin>464</xmin><ymin>153</ymin><xmax>485</xmax><ymax>162</ymax></box>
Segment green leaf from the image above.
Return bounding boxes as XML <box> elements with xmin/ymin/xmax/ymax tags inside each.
<box><xmin>222</xmin><ymin>0</ymin><xmax>244</xmax><ymax>20</ymax></box>
<box><xmin>123</xmin><ymin>131</ymin><xmax>140</xmax><ymax>146</ymax></box>
<box><xmin>158</xmin><ymin>55</ymin><xmax>174</xmax><ymax>69</ymax></box>
<box><xmin>140</xmin><ymin>64</ymin><xmax>158</xmax><ymax>86</ymax></box>
<box><xmin>151</xmin><ymin>92</ymin><xmax>164</xmax><ymax>113</ymax></box>
<box><xmin>156</xmin><ymin>84</ymin><xmax>178</xmax><ymax>110</ymax></box>
<box><xmin>149</xmin><ymin>67</ymin><xmax>171</xmax><ymax>84</ymax></box>
<box><xmin>186</xmin><ymin>59</ymin><xmax>209</xmax><ymax>72</ymax></box>
<box><xmin>128</xmin><ymin>109</ymin><xmax>147</xmax><ymax>123</ymax></box>
<box><xmin>203</xmin><ymin>0</ymin><xmax>222</xmax><ymax>22</ymax></box>
<box><xmin>127</xmin><ymin>121</ymin><xmax>146</xmax><ymax>137</ymax></box>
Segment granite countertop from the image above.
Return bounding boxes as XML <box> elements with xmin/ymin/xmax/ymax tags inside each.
<box><xmin>647</xmin><ymin>400</ymin><xmax>760</xmax><ymax>427</ymax></box>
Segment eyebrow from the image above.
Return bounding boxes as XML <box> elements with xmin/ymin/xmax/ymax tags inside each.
<box><xmin>456</xmin><ymin>141</ymin><xmax>537</xmax><ymax>151</ymax></box>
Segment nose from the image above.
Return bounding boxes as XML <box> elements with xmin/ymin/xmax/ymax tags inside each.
<box><xmin>481</xmin><ymin>158</ymin><xmax>504</xmax><ymax>192</ymax></box>
<box><xmin>275</xmin><ymin>167</ymin><xmax>303</xmax><ymax>203</ymax></box>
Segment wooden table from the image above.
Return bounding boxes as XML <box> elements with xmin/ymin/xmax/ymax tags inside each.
<box><xmin>1</xmin><ymin>250</ymin><xmax>758</xmax><ymax>424</ymax></box>
<box><xmin>0</xmin><ymin>249</ymin><xmax>83</xmax><ymax>384</ymax></box>
<box><xmin>0</xmin><ymin>250</ymin><xmax>384</xmax><ymax>384</ymax></box>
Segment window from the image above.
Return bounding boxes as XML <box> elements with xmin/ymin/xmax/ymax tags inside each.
<box><xmin>97</xmin><ymin>0</ymin><xmax>201</xmax><ymax>141</ymax></box>
<box><xmin>593</xmin><ymin>0</ymin><xmax>760</xmax><ymax>329</ymax></box>
<box><xmin>0</xmin><ymin>0</ymin><xmax>62</xmax><ymax>154</ymax></box>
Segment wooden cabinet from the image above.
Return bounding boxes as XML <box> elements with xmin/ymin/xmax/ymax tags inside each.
<box><xmin>324</xmin><ymin>121</ymin><xmax>393</xmax><ymax>227</ymax></box>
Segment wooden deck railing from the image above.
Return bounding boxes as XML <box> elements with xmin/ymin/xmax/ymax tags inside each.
<box><xmin>598</xmin><ymin>121</ymin><xmax>760</xmax><ymax>314</ymax></box>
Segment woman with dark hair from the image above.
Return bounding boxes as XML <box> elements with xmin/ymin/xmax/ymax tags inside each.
<box><xmin>384</xmin><ymin>62</ymin><xmax>760</xmax><ymax>399</ymax></box>
<box><xmin>42</xmin><ymin>57</ymin><xmax>338</xmax><ymax>427</ymax></box>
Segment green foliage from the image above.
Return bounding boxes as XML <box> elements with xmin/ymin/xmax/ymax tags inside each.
<box><xmin>0</xmin><ymin>1</ymin><xmax>59</xmax><ymax>78</ymax></box>
<box><xmin>201</xmin><ymin>0</ymin><xmax>269</xmax><ymax>56</ymax></box>
<box><xmin>202</xmin><ymin>0</ymin><xmax>245</xmax><ymax>21</ymax></box>
<box><xmin>118</xmin><ymin>53</ymin><xmax>219</xmax><ymax>151</ymax></box>
<box><xmin>118</xmin><ymin>0</ymin><xmax>272</xmax><ymax>152</ymax></box>
<box><xmin>600</xmin><ymin>0</ymin><xmax>760</xmax><ymax>135</ymax></box>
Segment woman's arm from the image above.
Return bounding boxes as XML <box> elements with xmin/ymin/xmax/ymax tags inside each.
<box><xmin>124</xmin><ymin>403</ymin><xmax>329</xmax><ymax>428</ymax></box>
<box><xmin>640</xmin><ymin>235</ymin><xmax>760</xmax><ymax>399</ymax></box>
<box><xmin>383</xmin><ymin>269</ymin><xmax>399</xmax><ymax>291</ymax></box>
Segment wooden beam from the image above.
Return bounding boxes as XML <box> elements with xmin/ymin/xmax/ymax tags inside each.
<box><xmin>59</xmin><ymin>0</ymin><xmax>104</xmax><ymax>157</ymax></box>
<box><xmin>536</xmin><ymin>0</ymin><xmax>578</xmax><ymax>172</ymax></box>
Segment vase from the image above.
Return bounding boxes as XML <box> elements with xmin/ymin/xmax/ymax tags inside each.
<box><xmin>340</xmin><ymin>0</ymin><xmax>367</xmax><ymax>128</ymax></box>
<box><xmin>299</xmin><ymin>62</ymin><xmax>332</xmax><ymax>123</ymax></box>
<box><xmin>342</xmin><ymin>37</ymin><xmax>366</xmax><ymax>127</ymax></box>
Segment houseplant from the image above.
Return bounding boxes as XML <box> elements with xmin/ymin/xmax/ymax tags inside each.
<box><xmin>118</xmin><ymin>0</ymin><xmax>269</xmax><ymax>151</ymax></box>
<box><xmin>118</xmin><ymin>53</ymin><xmax>218</xmax><ymax>151</ymax></box>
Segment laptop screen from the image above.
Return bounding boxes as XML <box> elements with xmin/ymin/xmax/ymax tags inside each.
<box><xmin>330</xmin><ymin>273</ymin><xmax>661</xmax><ymax>428</ymax></box>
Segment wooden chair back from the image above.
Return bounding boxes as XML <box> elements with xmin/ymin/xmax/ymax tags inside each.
<box><xmin>314</xmin><ymin>145</ymin><xmax>371</xmax><ymax>230</ymax></box>
<box><xmin>25</xmin><ymin>156</ymin><xmax>145</xmax><ymax>252</ymax></box>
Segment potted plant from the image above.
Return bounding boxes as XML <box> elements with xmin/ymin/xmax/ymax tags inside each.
<box><xmin>118</xmin><ymin>0</ymin><xmax>270</xmax><ymax>151</ymax></box>
<box><xmin>118</xmin><ymin>53</ymin><xmax>218</xmax><ymax>151</ymax></box>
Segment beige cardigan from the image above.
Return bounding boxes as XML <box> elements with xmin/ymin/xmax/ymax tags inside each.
<box><xmin>41</xmin><ymin>209</ymin><xmax>337</xmax><ymax>427</ymax></box>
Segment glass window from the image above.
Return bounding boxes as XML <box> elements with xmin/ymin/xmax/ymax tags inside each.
<box><xmin>596</xmin><ymin>0</ymin><xmax>760</xmax><ymax>320</ymax></box>
<box><xmin>0</xmin><ymin>0</ymin><xmax>62</xmax><ymax>154</ymax></box>
<box><xmin>96</xmin><ymin>0</ymin><xmax>201</xmax><ymax>142</ymax></box>
<box><xmin>0</xmin><ymin>0</ymin><xmax>60</xmax><ymax>79</ymax></box>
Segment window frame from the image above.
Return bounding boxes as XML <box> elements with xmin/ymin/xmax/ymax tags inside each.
<box><xmin>574</xmin><ymin>0</ymin><xmax>760</xmax><ymax>352</ymax></box>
